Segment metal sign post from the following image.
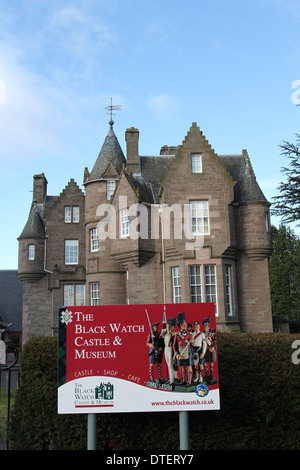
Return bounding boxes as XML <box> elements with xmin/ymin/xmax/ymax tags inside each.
<box><xmin>179</xmin><ymin>411</ymin><xmax>190</xmax><ymax>450</ymax></box>
<box><xmin>87</xmin><ymin>414</ymin><xmax>97</xmax><ymax>450</ymax></box>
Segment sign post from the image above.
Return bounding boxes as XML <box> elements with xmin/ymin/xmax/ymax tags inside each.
<box><xmin>179</xmin><ymin>411</ymin><xmax>190</xmax><ymax>450</ymax></box>
<box><xmin>58</xmin><ymin>302</ymin><xmax>219</xmax><ymax>450</ymax></box>
<box><xmin>87</xmin><ymin>414</ymin><xmax>97</xmax><ymax>450</ymax></box>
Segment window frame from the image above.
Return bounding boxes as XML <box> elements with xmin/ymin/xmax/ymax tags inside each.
<box><xmin>65</xmin><ymin>239</ymin><xmax>79</xmax><ymax>265</ymax></box>
<box><xmin>204</xmin><ymin>264</ymin><xmax>218</xmax><ymax>315</ymax></box>
<box><xmin>172</xmin><ymin>266</ymin><xmax>181</xmax><ymax>303</ymax></box>
<box><xmin>225</xmin><ymin>265</ymin><xmax>233</xmax><ymax>316</ymax></box>
<box><xmin>64</xmin><ymin>206</ymin><xmax>80</xmax><ymax>223</ymax></box>
<box><xmin>63</xmin><ymin>284</ymin><xmax>85</xmax><ymax>306</ymax></box>
<box><xmin>28</xmin><ymin>244</ymin><xmax>35</xmax><ymax>260</ymax></box>
<box><xmin>90</xmin><ymin>282</ymin><xmax>100</xmax><ymax>305</ymax></box>
<box><xmin>191</xmin><ymin>153</ymin><xmax>202</xmax><ymax>173</ymax></box>
<box><xmin>189</xmin><ymin>200</ymin><xmax>210</xmax><ymax>235</ymax></box>
<box><xmin>90</xmin><ymin>228</ymin><xmax>99</xmax><ymax>252</ymax></box>
<box><xmin>120</xmin><ymin>208</ymin><xmax>130</xmax><ymax>238</ymax></box>
<box><xmin>107</xmin><ymin>180</ymin><xmax>115</xmax><ymax>200</ymax></box>
<box><xmin>189</xmin><ymin>265</ymin><xmax>202</xmax><ymax>303</ymax></box>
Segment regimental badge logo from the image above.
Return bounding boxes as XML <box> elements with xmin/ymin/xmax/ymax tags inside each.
<box><xmin>60</xmin><ymin>309</ymin><xmax>73</xmax><ymax>325</ymax></box>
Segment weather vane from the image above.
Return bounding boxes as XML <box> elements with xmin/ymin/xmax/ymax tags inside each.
<box><xmin>105</xmin><ymin>98</ymin><xmax>121</xmax><ymax>127</ymax></box>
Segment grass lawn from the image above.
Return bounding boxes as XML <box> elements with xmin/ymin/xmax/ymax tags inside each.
<box><xmin>0</xmin><ymin>388</ymin><xmax>16</xmax><ymax>446</ymax></box>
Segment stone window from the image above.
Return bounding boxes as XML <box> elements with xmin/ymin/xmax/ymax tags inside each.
<box><xmin>28</xmin><ymin>244</ymin><xmax>35</xmax><ymax>260</ymax></box>
<box><xmin>225</xmin><ymin>265</ymin><xmax>233</xmax><ymax>316</ymax></box>
<box><xmin>64</xmin><ymin>284</ymin><xmax>85</xmax><ymax>306</ymax></box>
<box><xmin>190</xmin><ymin>200</ymin><xmax>209</xmax><ymax>235</ymax></box>
<box><xmin>189</xmin><ymin>265</ymin><xmax>202</xmax><ymax>302</ymax></box>
<box><xmin>172</xmin><ymin>267</ymin><xmax>181</xmax><ymax>303</ymax></box>
<box><xmin>65</xmin><ymin>240</ymin><xmax>78</xmax><ymax>264</ymax></box>
<box><xmin>191</xmin><ymin>153</ymin><xmax>202</xmax><ymax>173</ymax></box>
<box><xmin>64</xmin><ymin>206</ymin><xmax>79</xmax><ymax>223</ymax></box>
<box><xmin>204</xmin><ymin>265</ymin><xmax>218</xmax><ymax>315</ymax></box>
<box><xmin>107</xmin><ymin>181</ymin><xmax>115</xmax><ymax>200</ymax></box>
<box><xmin>120</xmin><ymin>208</ymin><xmax>130</xmax><ymax>238</ymax></box>
<box><xmin>90</xmin><ymin>282</ymin><xmax>100</xmax><ymax>305</ymax></box>
<box><xmin>90</xmin><ymin>228</ymin><xmax>99</xmax><ymax>252</ymax></box>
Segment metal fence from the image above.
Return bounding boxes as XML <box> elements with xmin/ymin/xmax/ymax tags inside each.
<box><xmin>0</xmin><ymin>367</ymin><xmax>20</xmax><ymax>450</ymax></box>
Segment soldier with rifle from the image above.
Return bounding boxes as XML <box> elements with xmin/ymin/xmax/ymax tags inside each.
<box><xmin>146</xmin><ymin>318</ymin><xmax>165</xmax><ymax>384</ymax></box>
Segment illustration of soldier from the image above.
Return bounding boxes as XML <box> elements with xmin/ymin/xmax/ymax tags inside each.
<box><xmin>146</xmin><ymin>321</ymin><xmax>166</xmax><ymax>384</ymax></box>
<box><xmin>202</xmin><ymin>316</ymin><xmax>217</xmax><ymax>384</ymax></box>
<box><xmin>192</xmin><ymin>320</ymin><xmax>207</xmax><ymax>383</ymax></box>
<box><xmin>173</xmin><ymin>312</ymin><xmax>194</xmax><ymax>388</ymax></box>
<box><xmin>163</xmin><ymin>317</ymin><xmax>176</xmax><ymax>386</ymax></box>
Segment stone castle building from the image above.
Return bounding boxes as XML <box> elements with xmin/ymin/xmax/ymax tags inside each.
<box><xmin>18</xmin><ymin>121</ymin><xmax>273</xmax><ymax>343</ymax></box>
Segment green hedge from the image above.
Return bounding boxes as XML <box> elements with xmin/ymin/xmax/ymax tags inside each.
<box><xmin>8</xmin><ymin>333</ymin><xmax>300</xmax><ymax>450</ymax></box>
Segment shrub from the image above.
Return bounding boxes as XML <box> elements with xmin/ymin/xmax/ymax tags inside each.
<box><xmin>8</xmin><ymin>333</ymin><xmax>300</xmax><ymax>450</ymax></box>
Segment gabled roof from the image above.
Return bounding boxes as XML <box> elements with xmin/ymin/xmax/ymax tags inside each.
<box><xmin>85</xmin><ymin>124</ymin><xmax>126</xmax><ymax>183</ymax></box>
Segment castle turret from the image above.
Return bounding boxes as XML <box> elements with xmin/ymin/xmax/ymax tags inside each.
<box><xmin>83</xmin><ymin>121</ymin><xmax>127</xmax><ymax>305</ymax></box>
<box><xmin>17</xmin><ymin>202</ymin><xmax>46</xmax><ymax>281</ymax></box>
<box><xmin>233</xmin><ymin>150</ymin><xmax>273</xmax><ymax>332</ymax></box>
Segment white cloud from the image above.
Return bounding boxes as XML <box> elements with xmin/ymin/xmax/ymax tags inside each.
<box><xmin>147</xmin><ymin>93</ymin><xmax>180</xmax><ymax>122</ymax></box>
<box><xmin>0</xmin><ymin>42</ymin><xmax>77</xmax><ymax>162</ymax></box>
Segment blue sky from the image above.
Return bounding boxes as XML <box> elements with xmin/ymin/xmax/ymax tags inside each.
<box><xmin>1</xmin><ymin>0</ymin><xmax>300</xmax><ymax>269</ymax></box>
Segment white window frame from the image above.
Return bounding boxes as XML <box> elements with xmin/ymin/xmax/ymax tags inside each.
<box><xmin>65</xmin><ymin>240</ymin><xmax>78</xmax><ymax>265</ymax></box>
<box><xmin>63</xmin><ymin>284</ymin><xmax>85</xmax><ymax>306</ymax></box>
<box><xmin>189</xmin><ymin>265</ymin><xmax>202</xmax><ymax>303</ymax></box>
<box><xmin>191</xmin><ymin>153</ymin><xmax>202</xmax><ymax>173</ymax></box>
<box><xmin>65</xmin><ymin>206</ymin><xmax>79</xmax><ymax>223</ymax></box>
<box><xmin>90</xmin><ymin>228</ymin><xmax>99</xmax><ymax>252</ymax></box>
<box><xmin>172</xmin><ymin>267</ymin><xmax>181</xmax><ymax>303</ymax></box>
<box><xmin>225</xmin><ymin>265</ymin><xmax>233</xmax><ymax>316</ymax></box>
<box><xmin>204</xmin><ymin>264</ymin><xmax>218</xmax><ymax>315</ymax></box>
<box><xmin>107</xmin><ymin>180</ymin><xmax>115</xmax><ymax>200</ymax></box>
<box><xmin>90</xmin><ymin>282</ymin><xmax>100</xmax><ymax>305</ymax></box>
<box><xmin>64</xmin><ymin>206</ymin><xmax>72</xmax><ymax>223</ymax></box>
<box><xmin>28</xmin><ymin>244</ymin><xmax>35</xmax><ymax>260</ymax></box>
<box><xmin>72</xmin><ymin>206</ymin><xmax>79</xmax><ymax>223</ymax></box>
<box><xmin>120</xmin><ymin>208</ymin><xmax>130</xmax><ymax>238</ymax></box>
<box><xmin>190</xmin><ymin>200</ymin><xmax>210</xmax><ymax>235</ymax></box>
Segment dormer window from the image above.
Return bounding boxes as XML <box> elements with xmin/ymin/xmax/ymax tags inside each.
<box><xmin>191</xmin><ymin>154</ymin><xmax>202</xmax><ymax>173</ymax></box>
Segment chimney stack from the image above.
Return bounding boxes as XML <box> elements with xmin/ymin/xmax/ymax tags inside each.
<box><xmin>125</xmin><ymin>127</ymin><xmax>139</xmax><ymax>174</ymax></box>
<box><xmin>33</xmin><ymin>173</ymin><xmax>47</xmax><ymax>204</ymax></box>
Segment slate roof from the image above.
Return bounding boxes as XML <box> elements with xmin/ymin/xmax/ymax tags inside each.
<box><xmin>220</xmin><ymin>154</ymin><xmax>269</xmax><ymax>204</ymax></box>
<box><xmin>85</xmin><ymin>125</ymin><xmax>126</xmax><ymax>182</ymax></box>
<box><xmin>128</xmin><ymin>151</ymin><xmax>268</xmax><ymax>205</ymax></box>
<box><xmin>0</xmin><ymin>270</ymin><xmax>22</xmax><ymax>331</ymax></box>
<box><xmin>18</xmin><ymin>203</ymin><xmax>46</xmax><ymax>239</ymax></box>
<box><xmin>128</xmin><ymin>155</ymin><xmax>175</xmax><ymax>203</ymax></box>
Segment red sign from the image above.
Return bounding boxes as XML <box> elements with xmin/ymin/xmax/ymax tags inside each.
<box><xmin>58</xmin><ymin>303</ymin><xmax>219</xmax><ymax>413</ymax></box>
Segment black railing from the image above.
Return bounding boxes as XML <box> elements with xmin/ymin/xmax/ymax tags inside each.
<box><xmin>0</xmin><ymin>367</ymin><xmax>20</xmax><ymax>450</ymax></box>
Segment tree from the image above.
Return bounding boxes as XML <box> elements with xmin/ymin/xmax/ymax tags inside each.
<box><xmin>269</xmin><ymin>224</ymin><xmax>300</xmax><ymax>320</ymax></box>
<box><xmin>271</xmin><ymin>134</ymin><xmax>300</xmax><ymax>224</ymax></box>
